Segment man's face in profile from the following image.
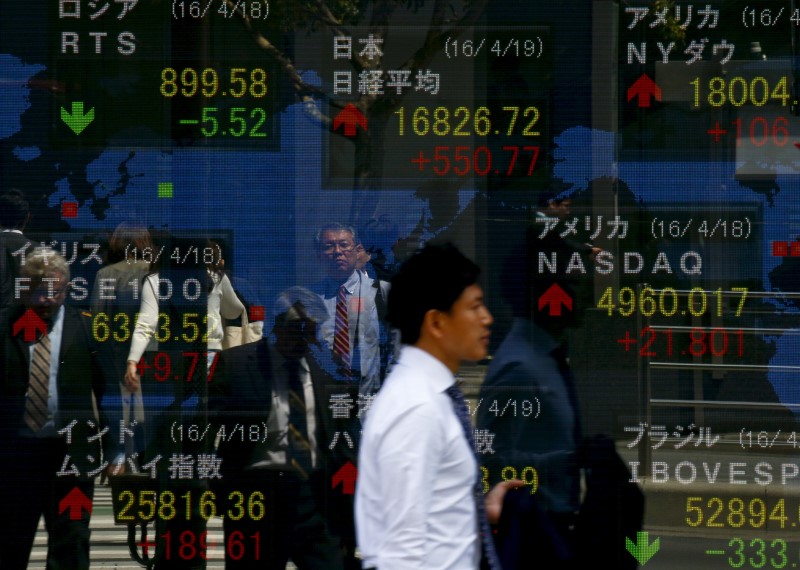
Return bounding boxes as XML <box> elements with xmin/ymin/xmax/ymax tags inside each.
<box><xmin>22</xmin><ymin>274</ymin><xmax>69</xmax><ymax>321</ymax></box>
<box><xmin>318</xmin><ymin>229</ymin><xmax>357</xmax><ymax>282</ymax></box>
<box><xmin>438</xmin><ymin>284</ymin><xmax>493</xmax><ymax>364</ymax></box>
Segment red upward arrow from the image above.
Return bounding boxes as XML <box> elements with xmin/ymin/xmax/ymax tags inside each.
<box><xmin>12</xmin><ymin>309</ymin><xmax>47</xmax><ymax>342</ymax></box>
<box><xmin>626</xmin><ymin>74</ymin><xmax>662</xmax><ymax>108</ymax></box>
<box><xmin>59</xmin><ymin>487</ymin><xmax>93</xmax><ymax>520</ymax></box>
<box><xmin>537</xmin><ymin>284</ymin><xmax>573</xmax><ymax>317</ymax></box>
<box><xmin>331</xmin><ymin>461</ymin><xmax>358</xmax><ymax>495</ymax></box>
<box><xmin>333</xmin><ymin>104</ymin><xmax>367</xmax><ymax>137</ymax></box>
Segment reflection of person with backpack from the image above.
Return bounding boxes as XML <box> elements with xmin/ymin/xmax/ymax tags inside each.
<box><xmin>124</xmin><ymin>236</ymin><xmax>245</xmax><ymax>391</ymax></box>
<box><xmin>123</xmin><ymin>234</ymin><xmax>245</xmax><ymax>570</ymax></box>
<box><xmin>90</xmin><ymin>222</ymin><xmax>153</xmax><ymax>467</ymax></box>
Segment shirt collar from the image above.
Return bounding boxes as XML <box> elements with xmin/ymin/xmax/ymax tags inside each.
<box><xmin>398</xmin><ymin>345</ymin><xmax>457</xmax><ymax>394</ymax></box>
<box><xmin>326</xmin><ymin>270</ymin><xmax>360</xmax><ymax>296</ymax></box>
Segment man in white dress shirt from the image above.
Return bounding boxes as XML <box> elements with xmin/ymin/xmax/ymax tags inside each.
<box><xmin>311</xmin><ymin>223</ymin><xmax>392</xmax><ymax>397</ymax></box>
<box><xmin>355</xmin><ymin>243</ymin><xmax>521</xmax><ymax>570</ymax></box>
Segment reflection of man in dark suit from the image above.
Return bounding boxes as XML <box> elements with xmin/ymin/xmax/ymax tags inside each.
<box><xmin>478</xmin><ymin>225</ymin><xmax>585</xmax><ymax>568</ymax></box>
<box><xmin>479</xmin><ymin>227</ymin><xmax>642</xmax><ymax>570</ymax></box>
<box><xmin>210</xmin><ymin>286</ymin><xmax>358</xmax><ymax>569</ymax></box>
<box><xmin>0</xmin><ymin>247</ymin><xmax>122</xmax><ymax>570</ymax></box>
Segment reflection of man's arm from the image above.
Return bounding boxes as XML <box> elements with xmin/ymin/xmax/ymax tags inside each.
<box><xmin>477</xmin><ymin>364</ymin><xmax>574</xmax><ymax>485</ymax></box>
<box><xmin>124</xmin><ymin>275</ymin><xmax>159</xmax><ymax>390</ymax></box>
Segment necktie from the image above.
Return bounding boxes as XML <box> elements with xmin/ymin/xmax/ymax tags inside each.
<box><xmin>25</xmin><ymin>333</ymin><xmax>51</xmax><ymax>432</ymax></box>
<box><xmin>333</xmin><ymin>285</ymin><xmax>351</xmax><ymax>370</ymax></box>
<box><xmin>445</xmin><ymin>384</ymin><xmax>502</xmax><ymax>570</ymax></box>
<box><xmin>551</xmin><ymin>343</ymin><xmax>582</xmax><ymax>442</ymax></box>
<box><xmin>286</xmin><ymin>360</ymin><xmax>313</xmax><ymax>479</ymax></box>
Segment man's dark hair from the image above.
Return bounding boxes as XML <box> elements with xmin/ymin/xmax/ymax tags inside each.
<box><xmin>387</xmin><ymin>243</ymin><xmax>480</xmax><ymax>345</ymax></box>
<box><xmin>0</xmin><ymin>189</ymin><xmax>30</xmax><ymax>229</ymax></box>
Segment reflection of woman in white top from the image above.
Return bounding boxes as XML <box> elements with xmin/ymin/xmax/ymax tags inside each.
<box><xmin>124</xmin><ymin>244</ymin><xmax>245</xmax><ymax>389</ymax></box>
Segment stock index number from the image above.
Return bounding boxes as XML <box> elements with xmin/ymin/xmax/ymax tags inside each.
<box><xmin>686</xmin><ymin>496</ymin><xmax>793</xmax><ymax>530</ymax></box>
<box><xmin>117</xmin><ymin>490</ymin><xmax>265</xmax><ymax>523</ymax></box>
<box><xmin>92</xmin><ymin>312</ymin><xmax>211</xmax><ymax>343</ymax></box>
<box><xmin>160</xmin><ymin>67</ymin><xmax>268</xmax><ymax>98</ymax></box>
<box><xmin>690</xmin><ymin>76</ymin><xmax>791</xmax><ymax>108</ymax></box>
<box><xmin>597</xmin><ymin>286</ymin><xmax>748</xmax><ymax>318</ymax></box>
<box><xmin>393</xmin><ymin>105</ymin><xmax>541</xmax><ymax>137</ymax></box>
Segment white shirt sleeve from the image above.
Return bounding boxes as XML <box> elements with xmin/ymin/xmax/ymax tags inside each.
<box><xmin>127</xmin><ymin>274</ymin><xmax>159</xmax><ymax>363</ymax></box>
<box><xmin>363</xmin><ymin>403</ymin><xmax>441</xmax><ymax>569</ymax></box>
<box><xmin>218</xmin><ymin>273</ymin><xmax>245</xmax><ymax>320</ymax></box>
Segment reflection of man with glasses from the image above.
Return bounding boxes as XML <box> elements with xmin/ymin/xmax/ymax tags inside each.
<box><xmin>0</xmin><ymin>247</ymin><xmax>121</xmax><ymax>570</ymax></box>
<box><xmin>311</xmin><ymin>222</ymin><xmax>393</xmax><ymax>398</ymax></box>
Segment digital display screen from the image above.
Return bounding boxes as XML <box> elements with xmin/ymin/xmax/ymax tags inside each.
<box><xmin>1</xmin><ymin>0</ymin><xmax>800</xmax><ymax>568</ymax></box>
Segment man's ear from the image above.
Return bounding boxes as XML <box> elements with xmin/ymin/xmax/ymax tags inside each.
<box><xmin>421</xmin><ymin>308</ymin><xmax>446</xmax><ymax>341</ymax></box>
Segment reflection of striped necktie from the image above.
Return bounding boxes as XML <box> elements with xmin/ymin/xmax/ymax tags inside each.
<box><xmin>333</xmin><ymin>285</ymin><xmax>350</xmax><ymax>369</ymax></box>
<box><xmin>286</xmin><ymin>360</ymin><xmax>313</xmax><ymax>480</ymax></box>
<box><xmin>445</xmin><ymin>384</ymin><xmax>501</xmax><ymax>570</ymax></box>
<box><xmin>25</xmin><ymin>334</ymin><xmax>51</xmax><ymax>432</ymax></box>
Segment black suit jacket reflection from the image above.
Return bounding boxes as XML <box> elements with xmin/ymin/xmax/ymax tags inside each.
<box><xmin>0</xmin><ymin>305</ymin><xmax>118</xmax><ymax>475</ymax></box>
<box><xmin>209</xmin><ymin>338</ymin><xmax>359</xmax><ymax>476</ymax></box>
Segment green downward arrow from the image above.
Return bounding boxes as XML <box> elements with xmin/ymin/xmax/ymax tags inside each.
<box><xmin>60</xmin><ymin>102</ymin><xmax>95</xmax><ymax>135</ymax></box>
<box><xmin>626</xmin><ymin>531</ymin><xmax>660</xmax><ymax>565</ymax></box>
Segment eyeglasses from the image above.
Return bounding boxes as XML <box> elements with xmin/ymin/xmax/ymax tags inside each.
<box><xmin>321</xmin><ymin>241</ymin><xmax>355</xmax><ymax>254</ymax></box>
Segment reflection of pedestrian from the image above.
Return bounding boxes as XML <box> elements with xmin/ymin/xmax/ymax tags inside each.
<box><xmin>0</xmin><ymin>248</ymin><xmax>121</xmax><ymax>569</ymax></box>
<box><xmin>90</xmin><ymin>222</ymin><xmax>152</xmax><ymax>460</ymax></box>
<box><xmin>356</xmin><ymin>243</ymin><xmax>522</xmax><ymax>570</ymax></box>
<box><xmin>124</xmin><ymin>238</ymin><xmax>245</xmax><ymax>390</ymax></box>
<box><xmin>479</xmin><ymin>228</ymin><xmax>642</xmax><ymax>569</ymax></box>
<box><xmin>210</xmin><ymin>287</ymin><xmax>356</xmax><ymax>569</ymax></box>
<box><xmin>310</xmin><ymin>223</ymin><xmax>392</xmax><ymax>397</ymax></box>
<box><xmin>124</xmin><ymin>235</ymin><xmax>244</xmax><ymax>570</ymax></box>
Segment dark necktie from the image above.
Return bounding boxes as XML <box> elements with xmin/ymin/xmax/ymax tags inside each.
<box><xmin>445</xmin><ymin>384</ymin><xmax>502</xmax><ymax>570</ymax></box>
<box><xmin>286</xmin><ymin>360</ymin><xmax>313</xmax><ymax>479</ymax></box>
<box><xmin>551</xmin><ymin>343</ymin><xmax>582</xmax><ymax>442</ymax></box>
<box><xmin>25</xmin><ymin>333</ymin><xmax>51</xmax><ymax>432</ymax></box>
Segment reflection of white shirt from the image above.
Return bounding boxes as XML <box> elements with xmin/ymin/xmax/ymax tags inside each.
<box><xmin>128</xmin><ymin>271</ymin><xmax>244</xmax><ymax>362</ymax></box>
<box><xmin>356</xmin><ymin>346</ymin><xmax>479</xmax><ymax>570</ymax></box>
<box><xmin>250</xmin><ymin>347</ymin><xmax>318</xmax><ymax>470</ymax></box>
<box><xmin>314</xmin><ymin>271</ymin><xmax>389</xmax><ymax>395</ymax></box>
